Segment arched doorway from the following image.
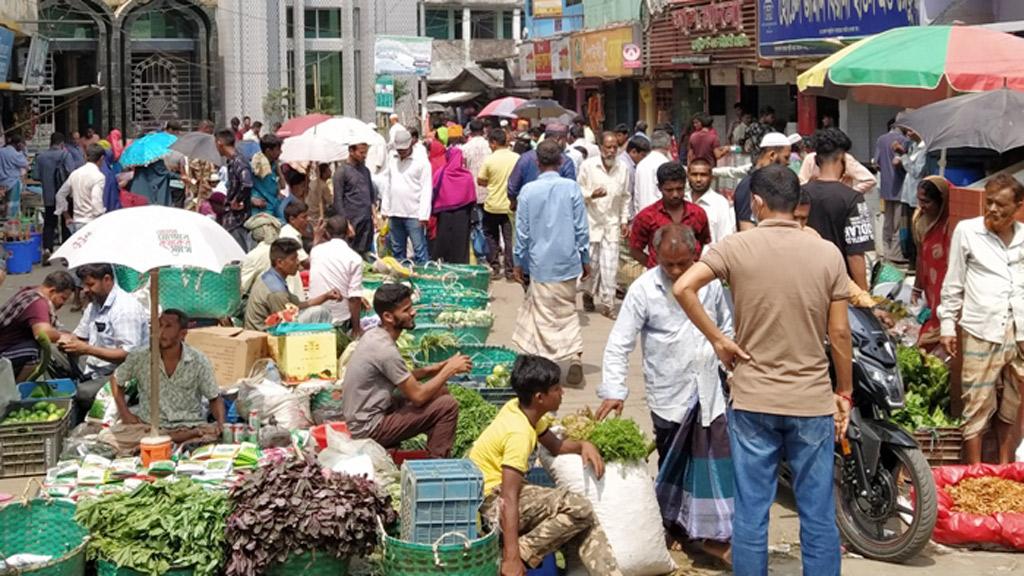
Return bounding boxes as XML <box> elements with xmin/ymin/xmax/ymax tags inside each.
<box><xmin>119</xmin><ymin>0</ymin><xmax>213</xmax><ymax>135</ymax></box>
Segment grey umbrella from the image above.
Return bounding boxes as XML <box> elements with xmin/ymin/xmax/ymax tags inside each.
<box><xmin>169</xmin><ymin>132</ymin><xmax>224</xmax><ymax>166</ymax></box>
<box><xmin>513</xmin><ymin>99</ymin><xmax>571</xmax><ymax>121</ymax></box>
<box><xmin>897</xmin><ymin>89</ymin><xmax>1024</xmax><ymax>154</ymax></box>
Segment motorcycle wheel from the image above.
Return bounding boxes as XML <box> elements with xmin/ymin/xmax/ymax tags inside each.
<box><xmin>835</xmin><ymin>445</ymin><xmax>937</xmax><ymax>563</ymax></box>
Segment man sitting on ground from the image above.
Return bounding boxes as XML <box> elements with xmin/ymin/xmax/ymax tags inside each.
<box><xmin>0</xmin><ymin>271</ymin><xmax>75</xmax><ymax>380</ymax></box>
<box><xmin>101</xmin><ymin>309</ymin><xmax>225</xmax><ymax>454</ymax></box>
<box><xmin>244</xmin><ymin>238</ymin><xmax>341</xmax><ymax>331</ymax></box>
<box><xmin>470</xmin><ymin>355</ymin><xmax>622</xmax><ymax>576</ymax></box>
<box><xmin>340</xmin><ymin>284</ymin><xmax>471</xmax><ymax>458</ymax></box>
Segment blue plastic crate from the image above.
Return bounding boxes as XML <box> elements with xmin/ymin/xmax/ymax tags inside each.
<box><xmin>400</xmin><ymin>459</ymin><xmax>484</xmax><ymax>544</ymax></box>
<box><xmin>17</xmin><ymin>379</ymin><xmax>78</xmax><ymax>424</ymax></box>
<box><xmin>528</xmin><ymin>553</ymin><xmax>557</xmax><ymax>576</ymax></box>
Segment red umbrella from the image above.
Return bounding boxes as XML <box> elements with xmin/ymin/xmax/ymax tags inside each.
<box><xmin>478</xmin><ymin>97</ymin><xmax>526</xmax><ymax>119</ymax></box>
<box><xmin>276</xmin><ymin>113</ymin><xmax>332</xmax><ymax>137</ymax></box>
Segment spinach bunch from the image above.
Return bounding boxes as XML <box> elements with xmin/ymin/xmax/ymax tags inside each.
<box><xmin>893</xmin><ymin>346</ymin><xmax>958</xmax><ymax>430</ymax></box>
<box><xmin>587</xmin><ymin>418</ymin><xmax>655</xmax><ymax>463</ymax></box>
<box><xmin>449</xmin><ymin>384</ymin><xmax>499</xmax><ymax>457</ymax></box>
<box><xmin>225</xmin><ymin>454</ymin><xmax>397</xmax><ymax>576</ymax></box>
<box><xmin>75</xmin><ymin>480</ymin><xmax>229</xmax><ymax>576</ymax></box>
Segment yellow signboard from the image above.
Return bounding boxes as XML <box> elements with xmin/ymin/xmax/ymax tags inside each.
<box><xmin>571</xmin><ymin>25</ymin><xmax>638</xmax><ymax>79</ymax></box>
<box><xmin>533</xmin><ymin>0</ymin><xmax>563</xmax><ymax>18</ymax></box>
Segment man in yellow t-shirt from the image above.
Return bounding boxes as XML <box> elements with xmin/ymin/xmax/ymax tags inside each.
<box><xmin>469</xmin><ymin>355</ymin><xmax>622</xmax><ymax>576</ymax></box>
<box><xmin>477</xmin><ymin>130</ymin><xmax>520</xmax><ymax>280</ymax></box>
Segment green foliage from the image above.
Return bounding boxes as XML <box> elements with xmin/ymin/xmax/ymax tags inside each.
<box><xmin>587</xmin><ymin>418</ymin><xmax>655</xmax><ymax>463</ymax></box>
<box><xmin>449</xmin><ymin>385</ymin><xmax>499</xmax><ymax>457</ymax></box>
<box><xmin>892</xmin><ymin>346</ymin><xmax>959</xmax><ymax>430</ymax></box>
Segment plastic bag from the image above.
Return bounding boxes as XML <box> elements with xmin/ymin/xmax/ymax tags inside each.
<box><xmin>933</xmin><ymin>463</ymin><xmax>1024</xmax><ymax>550</ymax></box>
<box><xmin>1017</xmin><ymin>440</ymin><xmax>1024</xmax><ymax>463</ymax></box>
<box><xmin>318</xmin><ymin>425</ymin><xmax>399</xmax><ymax>490</ymax></box>
<box><xmin>236</xmin><ymin>361</ymin><xmax>314</xmax><ymax>429</ymax></box>
<box><xmin>541</xmin><ymin>450</ymin><xmax>676</xmax><ymax>576</ymax></box>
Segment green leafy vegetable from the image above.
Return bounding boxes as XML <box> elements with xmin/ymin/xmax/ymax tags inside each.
<box><xmin>892</xmin><ymin>346</ymin><xmax>959</xmax><ymax>431</ymax></box>
<box><xmin>416</xmin><ymin>332</ymin><xmax>460</xmax><ymax>362</ymax></box>
<box><xmin>75</xmin><ymin>479</ymin><xmax>229</xmax><ymax>576</ymax></box>
<box><xmin>449</xmin><ymin>385</ymin><xmax>499</xmax><ymax>457</ymax></box>
<box><xmin>587</xmin><ymin>418</ymin><xmax>654</xmax><ymax>463</ymax></box>
<box><xmin>436</xmin><ymin>309</ymin><xmax>495</xmax><ymax>327</ymax></box>
<box><xmin>558</xmin><ymin>408</ymin><xmax>597</xmax><ymax>441</ymax></box>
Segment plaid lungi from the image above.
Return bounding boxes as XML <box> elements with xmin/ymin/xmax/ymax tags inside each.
<box><xmin>581</xmin><ymin>237</ymin><xmax>619</xmax><ymax>309</ymax></box>
<box><xmin>512</xmin><ymin>279</ymin><xmax>583</xmax><ymax>362</ymax></box>
<box><xmin>656</xmin><ymin>397</ymin><xmax>734</xmax><ymax>542</ymax></box>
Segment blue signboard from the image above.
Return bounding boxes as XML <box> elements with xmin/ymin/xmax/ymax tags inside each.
<box><xmin>758</xmin><ymin>0</ymin><xmax>919</xmax><ymax>58</ymax></box>
<box><xmin>0</xmin><ymin>27</ymin><xmax>15</xmax><ymax>82</ymax></box>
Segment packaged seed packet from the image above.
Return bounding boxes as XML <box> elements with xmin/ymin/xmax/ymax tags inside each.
<box><xmin>146</xmin><ymin>460</ymin><xmax>176</xmax><ymax>477</ymax></box>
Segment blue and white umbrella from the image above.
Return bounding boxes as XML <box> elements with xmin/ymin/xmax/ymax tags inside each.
<box><xmin>119</xmin><ymin>131</ymin><xmax>178</xmax><ymax>168</ymax></box>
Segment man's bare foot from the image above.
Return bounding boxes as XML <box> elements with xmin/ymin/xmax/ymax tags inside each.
<box><xmin>701</xmin><ymin>540</ymin><xmax>732</xmax><ymax>568</ymax></box>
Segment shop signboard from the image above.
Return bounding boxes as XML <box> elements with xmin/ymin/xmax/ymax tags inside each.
<box><xmin>534</xmin><ymin>0</ymin><xmax>563</xmax><ymax>18</ymax></box>
<box><xmin>571</xmin><ymin>25</ymin><xmax>639</xmax><ymax>79</ymax></box>
<box><xmin>622</xmin><ymin>43</ymin><xmax>642</xmax><ymax>69</ymax></box>
<box><xmin>375</xmin><ymin>74</ymin><xmax>394</xmax><ymax>113</ymax></box>
<box><xmin>758</xmin><ymin>0</ymin><xmax>919</xmax><ymax>58</ymax></box>
<box><xmin>374</xmin><ymin>35</ymin><xmax>433</xmax><ymax>76</ymax></box>
<box><xmin>21</xmin><ymin>35</ymin><xmax>49</xmax><ymax>89</ymax></box>
<box><xmin>550</xmin><ymin>36</ymin><xmax>572</xmax><ymax>80</ymax></box>
<box><xmin>519</xmin><ymin>42</ymin><xmax>536</xmax><ymax>82</ymax></box>
<box><xmin>534</xmin><ymin>40</ymin><xmax>553</xmax><ymax>81</ymax></box>
<box><xmin>649</xmin><ymin>0</ymin><xmax>756</xmax><ymax>70</ymax></box>
<box><xmin>0</xmin><ymin>27</ymin><xmax>14</xmax><ymax>83</ymax></box>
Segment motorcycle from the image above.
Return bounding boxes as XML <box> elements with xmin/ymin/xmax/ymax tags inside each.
<box><xmin>781</xmin><ymin>305</ymin><xmax>937</xmax><ymax>563</ymax></box>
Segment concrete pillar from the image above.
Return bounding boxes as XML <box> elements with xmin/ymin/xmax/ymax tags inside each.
<box><xmin>463</xmin><ymin>7</ymin><xmax>471</xmax><ymax>66</ymax></box>
<box><xmin>512</xmin><ymin>9</ymin><xmax>521</xmax><ymax>41</ymax></box>
<box><xmin>294</xmin><ymin>0</ymin><xmax>306</xmax><ymax>114</ymax></box>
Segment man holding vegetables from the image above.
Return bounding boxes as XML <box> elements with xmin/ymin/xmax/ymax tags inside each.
<box><xmin>341</xmin><ymin>283</ymin><xmax>472</xmax><ymax>458</ymax></box>
<box><xmin>598</xmin><ymin>223</ymin><xmax>734</xmax><ymax>563</ymax></box>
<box><xmin>470</xmin><ymin>355</ymin><xmax>622</xmax><ymax>576</ymax></box>
<box><xmin>673</xmin><ymin>165</ymin><xmax>853</xmax><ymax>576</ymax></box>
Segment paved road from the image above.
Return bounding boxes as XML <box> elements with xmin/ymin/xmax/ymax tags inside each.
<box><xmin>1</xmin><ymin>264</ymin><xmax>1020</xmax><ymax>574</ymax></box>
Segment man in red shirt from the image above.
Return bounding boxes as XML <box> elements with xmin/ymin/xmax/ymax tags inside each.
<box><xmin>630</xmin><ymin>161</ymin><xmax>711</xmax><ymax>268</ymax></box>
<box><xmin>688</xmin><ymin>113</ymin><xmax>724</xmax><ymax>167</ymax></box>
<box><xmin>0</xmin><ymin>271</ymin><xmax>76</xmax><ymax>379</ymax></box>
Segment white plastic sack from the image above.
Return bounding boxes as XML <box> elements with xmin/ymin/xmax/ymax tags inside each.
<box><xmin>541</xmin><ymin>451</ymin><xmax>676</xmax><ymax>576</ymax></box>
<box><xmin>319</xmin><ymin>426</ymin><xmax>399</xmax><ymax>489</ymax></box>
<box><xmin>236</xmin><ymin>365</ymin><xmax>314</xmax><ymax>429</ymax></box>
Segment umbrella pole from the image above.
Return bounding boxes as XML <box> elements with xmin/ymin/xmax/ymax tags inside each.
<box><xmin>149</xmin><ymin>270</ymin><xmax>160</xmax><ymax>436</ymax></box>
<box><xmin>939</xmin><ymin>147</ymin><xmax>948</xmax><ymax>178</ymax></box>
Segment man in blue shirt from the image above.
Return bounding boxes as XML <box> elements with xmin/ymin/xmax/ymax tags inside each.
<box><xmin>507</xmin><ymin>124</ymin><xmax>576</xmax><ymax>210</ymax></box>
<box><xmin>34</xmin><ymin>133</ymin><xmax>80</xmax><ymax>256</ymax></box>
<box><xmin>512</xmin><ymin>140</ymin><xmax>591</xmax><ymax>387</ymax></box>
<box><xmin>251</xmin><ymin>134</ymin><xmax>284</xmax><ymax>217</ymax></box>
<box><xmin>875</xmin><ymin>119</ymin><xmax>910</xmax><ymax>262</ymax></box>
<box><xmin>0</xmin><ymin>134</ymin><xmax>29</xmax><ymax>219</ymax></box>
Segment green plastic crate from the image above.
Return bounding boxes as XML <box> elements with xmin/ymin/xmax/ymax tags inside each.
<box><xmin>414</xmin><ymin>344</ymin><xmax>517</xmax><ymax>378</ymax></box>
<box><xmin>409</xmin><ymin>325</ymin><xmax>490</xmax><ymax>345</ymax></box>
<box><xmin>0</xmin><ymin>499</ymin><xmax>88</xmax><ymax>576</ymax></box>
<box><xmin>113</xmin><ymin>265</ymin><xmax>241</xmax><ymax>318</ymax></box>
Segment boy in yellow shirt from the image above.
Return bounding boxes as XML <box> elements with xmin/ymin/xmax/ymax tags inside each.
<box><xmin>469</xmin><ymin>355</ymin><xmax>623</xmax><ymax>576</ymax></box>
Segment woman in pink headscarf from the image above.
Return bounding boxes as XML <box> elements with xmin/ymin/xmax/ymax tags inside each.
<box><xmin>106</xmin><ymin>129</ymin><xmax>125</xmax><ymax>161</ymax></box>
<box><xmin>429</xmin><ymin>147</ymin><xmax>477</xmax><ymax>263</ymax></box>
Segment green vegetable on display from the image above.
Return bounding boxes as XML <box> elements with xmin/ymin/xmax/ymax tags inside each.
<box><xmin>435</xmin><ymin>309</ymin><xmax>495</xmax><ymax>327</ymax></box>
<box><xmin>449</xmin><ymin>385</ymin><xmax>499</xmax><ymax>457</ymax></box>
<box><xmin>892</xmin><ymin>346</ymin><xmax>960</xmax><ymax>431</ymax></box>
<box><xmin>416</xmin><ymin>332</ymin><xmax>460</xmax><ymax>362</ymax></box>
<box><xmin>587</xmin><ymin>418</ymin><xmax>655</xmax><ymax>463</ymax></box>
<box><xmin>2</xmin><ymin>401</ymin><xmax>67</xmax><ymax>424</ymax></box>
<box><xmin>559</xmin><ymin>408</ymin><xmax>598</xmax><ymax>442</ymax></box>
<box><xmin>75</xmin><ymin>479</ymin><xmax>228</xmax><ymax>576</ymax></box>
<box><xmin>485</xmin><ymin>364</ymin><xmax>510</xmax><ymax>388</ymax></box>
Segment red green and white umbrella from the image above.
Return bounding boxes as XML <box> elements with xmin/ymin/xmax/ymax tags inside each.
<box><xmin>798</xmin><ymin>25</ymin><xmax>1024</xmax><ymax>108</ymax></box>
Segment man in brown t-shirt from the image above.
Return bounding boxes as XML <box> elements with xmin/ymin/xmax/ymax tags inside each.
<box><xmin>672</xmin><ymin>164</ymin><xmax>852</xmax><ymax>575</ymax></box>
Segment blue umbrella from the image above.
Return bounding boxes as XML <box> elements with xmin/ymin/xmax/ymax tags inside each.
<box><xmin>119</xmin><ymin>131</ymin><xmax>178</xmax><ymax>168</ymax></box>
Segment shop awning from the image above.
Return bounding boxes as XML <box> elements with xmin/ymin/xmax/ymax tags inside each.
<box><xmin>0</xmin><ymin>82</ymin><xmax>26</xmax><ymax>92</ymax></box>
<box><xmin>427</xmin><ymin>91</ymin><xmax>481</xmax><ymax>104</ymax></box>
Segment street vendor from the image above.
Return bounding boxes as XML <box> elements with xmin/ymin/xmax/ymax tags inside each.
<box><xmin>0</xmin><ymin>271</ymin><xmax>75</xmax><ymax>380</ymax></box>
<box><xmin>596</xmin><ymin>224</ymin><xmax>734</xmax><ymax>562</ymax></box>
<box><xmin>340</xmin><ymin>283</ymin><xmax>471</xmax><ymax>458</ymax></box>
<box><xmin>50</xmin><ymin>263</ymin><xmax>149</xmax><ymax>423</ymax></box>
<box><xmin>100</xmin><ymin>309</ymin><xmax>225</xmax><ymax>454</ymax></box>
<box><xmin>470</xmin><ymin>355</ymin><xmax>623</xmax><ymax>576</ymax></box>
<box><xmin>243</xmin><ymin>238</ymin><xmax>340</xmax><ymax>331</ymax></box>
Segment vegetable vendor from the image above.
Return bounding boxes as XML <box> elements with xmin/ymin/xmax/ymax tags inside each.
<box><xmin>0</xmin><ymin>270</ymin><xmax>75</xmax><ymax>380</ymax></box>
<box><xmin>470</xmin><ymin>355</ymin><xmax>622</xmax><ymax>576</ymax></box>
<box><xmin>99</xmin><ymin>309</ymin><xmax>225</xmax><ymax>454</ymax></box>
<box><xmin>243</xmin><ymin>238</ymin><xmax>340</xmax><ymax>331</ymax></box>
<box><xmin>597</xmin><ymin>223</ymin><xmax>734</xmax><ymax>563</ymax></box>
<box><xmin>340</xmin><ymin>283</ymin><xmax>471</xmax><ymax>457</ymax></box>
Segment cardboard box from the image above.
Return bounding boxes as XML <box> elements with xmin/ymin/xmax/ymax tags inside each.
<box><xmin>267</xmin><ymin>330</ymin><xmax>337</xmax><ymax>382</ymax></box>
<box><xmin>185</xmin><ymin>327</ymin><xmax>268</xmax><ymax>389</ymax></box>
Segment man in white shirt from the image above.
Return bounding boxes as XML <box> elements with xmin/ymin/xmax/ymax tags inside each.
<box><xmin>460</xmin><ymin>120</ymin><xmax>492</xmax><ymax>206</ymax></box>
<box><xmin>308</xmin><ymin>215</ymin><xmax>365</xmax><ymax>337</ymax></box>
<box><xmin>578</xmin><ymin>132</ymin><xmax>630</xmax><ymax>319</ymax></box>
<box><xmin>634</xmin><ymin>131</ymin><xmax>672</xmax><ymax>216</ymax></box>
<box><xmin>596</xmin><ymin>224</ymin><xmax>733</xmax><ymax>558</ymax></box>
<box><xmin>56</xmin><ymin>144</ymin><xmax>106</xmax><ymax>233</ymax></box>
<box><xmin>686</xmin><ymin>159</ymin><xmax>736</xmax><ymax>243</ymax></box>
<box><xmin>242</xmin><ymin>121</ymin><xmax>262</xmax><ymax>142</ymax></box>
<box><xmin>380</xmin><ymin>128</ymin><xmax>432</xmax><ymax>264</ymax></box>
<box><xmin>938</xmin><ymin>174</ymin><xmax>1024</xmax><ymax>465</ymax></box>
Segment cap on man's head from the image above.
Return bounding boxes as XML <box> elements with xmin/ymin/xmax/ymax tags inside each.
<box><xmin>787</xmin><ymin>133</ymin><xmax>804</xmax><ymax>146</ymax></box>
<box><xmin>544</xmin><ymin>123</ymin><xmax>568</xmax><ymax>137</ymax></box>
<box><xmin>393</xmin><ymin>128</ymin><xmax>413</xmax><ymax>151</ymax></box>
<box><xmin>760</xmin><ymin>132</ymin><xmax>791</xmax><ymax>149</ymax></box>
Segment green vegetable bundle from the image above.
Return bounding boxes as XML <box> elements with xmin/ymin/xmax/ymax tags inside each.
<box><xmin>587</xmin><ymin>418</ymin><xmax>655</xmax><ymax>463</ymax></box>
<box><xmin>75</xmin><ymin>479</ymin><xmax>229</xmax><ymax>576</ymax></box>
<box><xmin>225</xmin><ymin>453</ymin><xmax>397</xmax><ymax>576</ymax></box>
<box><xmin>435</xmin><ymin>309</ymin><xmax>495</xmax><ymax>327</ymax></box>
<box><xmin>892</xmin><ymin>346</ymin><xmax>959</xmax><ymax>431</ymax></box>
<box><xmin>559</xmin><ymin>408</ymin><xmax>597</xmax><ymax>441</ymax></box>
<box><xmin>449</xmin><ymin>385</ymin><xmax>499</xmax><ymax>457</ymax></box>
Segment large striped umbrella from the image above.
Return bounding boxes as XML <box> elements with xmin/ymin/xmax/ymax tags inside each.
<box><xmin>797</xmin><ymin>25</ymin><xmax>1024</xmax><ymax>108</ymax></box>
<box><xmin>478</xmin><ymin>96</ymin><xmax>525</xmax><ymax>118</ymax></box>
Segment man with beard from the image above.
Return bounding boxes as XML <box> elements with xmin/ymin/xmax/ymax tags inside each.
<box><xmin>53</xmin><ymin>264</ymin><xmax>149</xmax><ymax>422</ymax></box>
<box><xmin>578</xmin><ymin>132</ymin><xmax>630</xmax><ymax>319</ymax></box>
<box><xmin>340</xmin><ymin>284</ymin><xmax>472</xmax><ymax>457</ymax></box>
<box><xmin>686</xmin><ymin>159</ymin><xmax>735</xmax><ymax>243</ymax></box>
<box><xmin>332</xmin><ymin>141</ymin><xmax>377</xmax><ymax>256</ymax></box>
